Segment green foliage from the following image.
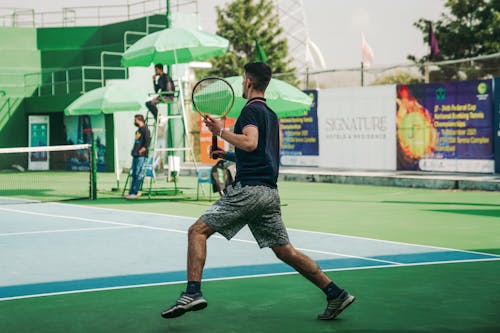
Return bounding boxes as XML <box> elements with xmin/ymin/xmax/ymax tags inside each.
<box><xmin>408</xmin><ymin>0</ymin><xmax>500</xmax><ymax>80</ymax></box>
<box><xmin>371</xmin><ymin>71</ymin><xmax>423</xmax><ymax>85</ymax></box>
<box><xmin>208</xmin><ymin>0</ymin><xmax>296</xmax><ymax>81</ymax></box>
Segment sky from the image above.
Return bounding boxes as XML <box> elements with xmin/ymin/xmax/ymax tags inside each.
<box><xmin>0</xmin><ymin>0</ymin><xmax>446</xmax><ymax>68</ymax></box>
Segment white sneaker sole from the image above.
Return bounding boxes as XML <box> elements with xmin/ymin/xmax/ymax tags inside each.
<box><xmin>161</xmin><ymin>299</ymin><xmax>208</xmax><ymax>319</ymax></box>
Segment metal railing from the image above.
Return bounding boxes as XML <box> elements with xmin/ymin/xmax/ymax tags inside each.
<box><xmin>0</xmin><ymin>96</ymin><xmax>21</xmax><ymax>130</ymax></box>
<box><xmin>23</xmin><ymin>66</ymin><xmax>128</xmax><ymax>97</ymax></box>
<box><xmin>0</xmin><ymin>0</ymin><xmax>198</xmax><ymax>28</ymax></box>
<box><xmin>273</xmin><ymin>52</ymin><xmax>500</xmax><ymax>89</ymax></box>
<box><xmin>124</xmin><ymin>31</ymin><xmax>147</xmax><ymax>50</ymax></box>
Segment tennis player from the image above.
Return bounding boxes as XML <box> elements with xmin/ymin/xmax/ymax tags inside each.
<box><xmin>161</xmin><ymin>62</ymin><xmax>355</xmax><ymax>320</ymax></box>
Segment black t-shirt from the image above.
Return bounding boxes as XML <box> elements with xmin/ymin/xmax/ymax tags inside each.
<box><xmin>154</xmin><ymin>73</ymin><xmax>174</xmax><ymax>93</ymax></box>
<box><xmin>234</xmin><ymin>97</ymin><xmax>280</xmax><ymax>188</ymax></box>
<box><xmin>131</xmin><ymin>125</ymin><xmax>151</xmax><ymax>157</ymax></box>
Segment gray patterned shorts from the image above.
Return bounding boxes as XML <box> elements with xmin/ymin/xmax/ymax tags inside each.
<box><xmin>200</xmin><ymin>182</ymin><xmax>290</xmax><ymax>248</ymax></box>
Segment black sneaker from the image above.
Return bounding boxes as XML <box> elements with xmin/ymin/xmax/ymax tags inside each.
<box><xmin>161</xmin><ymin>292</ymin><xmax>208</xmax><ymax>319</ymax></box>
<box><xmin>317</xmin><ymin>290</ymin><xmax>355</xmax><ymax>320</ymax></box>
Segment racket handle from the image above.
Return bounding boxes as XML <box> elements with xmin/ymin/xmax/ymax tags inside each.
<box><xmin>210</xmin><ymin>134</ymin><xmax>219</xmax><ymax>159</ymax></box>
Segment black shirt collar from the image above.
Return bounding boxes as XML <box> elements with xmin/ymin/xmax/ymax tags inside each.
<box><xmin>245</xmin><ymin>97</ymin><xmax>267</xmax><ymax>105</ymax></box>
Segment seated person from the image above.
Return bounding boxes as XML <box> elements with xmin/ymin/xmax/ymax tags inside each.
<box><xmin>145</xmin><ymin>63</ymin><xmax>175</xmax><ymax>120</ymax></box>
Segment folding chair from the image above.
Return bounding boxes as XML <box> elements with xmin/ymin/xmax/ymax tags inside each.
<box><xmin>196</xmin><ymin>167</ymin><xmax>213</xmax><ymax>200</ymax></box>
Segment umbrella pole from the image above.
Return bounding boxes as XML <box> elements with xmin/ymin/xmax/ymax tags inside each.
<box><xmin>165</xmin><ymin>0</ymin><xmax>171</xmax><ymax>28</ymax></box>
<box><xmin>112</xmin><ymin>137</ymin><xmax>120</xmax><ymax>191</ymax></box>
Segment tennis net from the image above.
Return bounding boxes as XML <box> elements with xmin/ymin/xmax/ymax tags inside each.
<box><xmin>0</xmin><ymin>144</ymin><xmax>96</xmax><ymax>204</ymax></box>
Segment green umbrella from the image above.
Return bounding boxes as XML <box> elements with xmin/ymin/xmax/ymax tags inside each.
<box><xmin>121</xmin><ymin>27</ymin><xmax>229</xmax><ymax>67</ymax></box>
<box><xmin>64</xmin><ymin>83</ymin><xmax>148</xmax><ymax>116</ymax></box>
<box><xmin>197</xmin><ymin>76</ymin><xmax>313</xmax><ymax>118</ymax></box>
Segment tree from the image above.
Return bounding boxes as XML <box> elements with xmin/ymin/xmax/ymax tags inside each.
<box><xmin>208</xmin><ymin>0</ymin><xmax>296</xmax><ymax>81</ymax></box>
<box><xmin>408</xmin><ymin>0</ymin><xmax>500</xmax><ymax>81</ymax></box>
<box><xmin>371</xmin><ymin>71</ymin><xmax>423</xmax><ymax>85</ymax></box>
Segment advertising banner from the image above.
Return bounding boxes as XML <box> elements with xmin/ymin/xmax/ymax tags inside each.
<box><xmin>318</xmin><ymin>86</ymin><xmax>397</xmax><ymax>170</ymax></box>
<box><xmin>396</xmin><ymin>80</ymin><xmax>494</xmax><ymax>173</ymax></box>
<box><xmin>280</xmin><ymin>89</ymin><xmax>319</xmax><ymax>166</ymax></box>
<box><xmin>200</xmin><ymin>117</ymin><xmax>235</xmax><ymax>164</ymax></box>
<box><xmin>28</xmin><ymin>115</ymin><xmax>49</xmax><ymax>170</ymax></box>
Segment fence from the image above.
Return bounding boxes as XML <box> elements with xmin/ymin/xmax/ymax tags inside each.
<box><xmin>23</xmin><ymin>66</ymin><xmax>128</xmax><ymax>97</ymax></box>
<box><xmin>0</xmin><ymin>0</ymin><xmax>198</xmax><ymax>28</ymax></box>
<box><xmin>275</xmin><ymin>52</ymin><xmax>500</xmax><ymax>90</ymax></box>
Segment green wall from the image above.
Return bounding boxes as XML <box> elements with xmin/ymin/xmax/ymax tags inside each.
<box><xmin>0</xmin><ymin>15</ymin><xmax>166</xmax><ymax>171</ymax></box>
<box><xmin>0</xmin><ymin>27</ymin><xmax>41</xmax><ymax>153</ymax></box>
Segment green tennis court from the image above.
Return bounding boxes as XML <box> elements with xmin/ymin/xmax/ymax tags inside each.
<box><xmin>1</xmin><ymin>178</ymin><xmax>499</xmax><ymax>332</ymax></box>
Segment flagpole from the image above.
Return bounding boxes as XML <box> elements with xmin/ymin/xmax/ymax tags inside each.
<box><xmin>361</xmin><ymin>62</ymin><xmax>364</xmax><ymax>87</ymax></box>
<box><xmin>424</xmin><ymin>62</ymin><xmax>430</xmax><ymax>83</ymax></box>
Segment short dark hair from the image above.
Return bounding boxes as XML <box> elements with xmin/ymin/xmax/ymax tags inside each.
<box><xmin>134</xmin><ymin>114</ymin><xmax>145</xmax><ymax>122</ymax></box>
<box><xmin>155</xmin><ymin>63</ymin><xmax>164</xmax><ymax>70</ymax></box>
<box><xmin>244</xmin><ymin>62</ymin><xmax>272</xmax><ymax>92</ymax></box>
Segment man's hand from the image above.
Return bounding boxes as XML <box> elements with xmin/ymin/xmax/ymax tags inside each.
<box><xmin>152</xmin><ymin>74</ymin><xmax>157</xmax><ymax>81</ymax></box>
<box><xmin>204</xmin><ymin>115</ymin><xmax>225</xmax><ymax>136</ymax></box>
<box><xmin>210</xmin><ymin>149</ymin><xmax>226</xmax><ymax>159</ymax></box>
<box><xmin>138</xmin><ymin>147</ymin><xmax>147</xmax><ymax>155</ymax></box>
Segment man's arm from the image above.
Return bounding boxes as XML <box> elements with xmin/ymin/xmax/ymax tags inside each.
<box><xmin>138</xmin><ymin>127</ymin><xmax>151</xmax><ymax>155</ymax></box>
<box><xmin>212</xmin><ymin>150</ymin><xmax>236</xmax><ymax>162</ymax></box>
<box><xmin>224</xmin><ymin>151</ymin><xmax>236</xmax><ymax>162</ymax></box>
<box><xmin>143</xmin><ymin>127</ymin><xmax>151</xmax><ymax>150</ymax></box>
<box><xmin>204</xmin><ymin>114</ymin><xmax>258</xmax><ymax>152</ymax></box>
<box><xmin>220</xmin><ymin>126</ymin><xmax>258</xmax><ymax>152</ymax></box>
<box><xmin>153</xmin><ymin>75</ymin><xmax>160</xmax><ymax>93</ymax></box>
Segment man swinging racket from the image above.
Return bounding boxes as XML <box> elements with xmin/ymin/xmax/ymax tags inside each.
<box><xmin>161</xmin><ymin>62</ymin><xmax>355</xmax><ymax>320</ymax></box>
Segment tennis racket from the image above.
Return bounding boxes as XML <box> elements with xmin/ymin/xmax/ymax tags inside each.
<box><xmin>192</xmin><ymin>77</ymin><xmax>235</xmax><ymax>158</ymax></box>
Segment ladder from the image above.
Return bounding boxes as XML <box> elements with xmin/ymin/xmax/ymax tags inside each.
<box><xmin>122</xmin><ymin>80</ymin><xmax>198</xmax><ymax>198</ymax></box>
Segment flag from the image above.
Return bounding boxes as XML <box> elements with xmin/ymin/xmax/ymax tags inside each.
<box><xmin>255</xmin><ymin>39</ymin><xmax>267</xmax><ymax>63</ymax></box>
<box><xmin>428</xmin><ymin>22</ymin><xmax>440</xmax><ymax>59</ymax></box>
<box><xmin>361</xmin><ymin>33</ymin><xmax>374</xmax><ymax>68</ymax></box>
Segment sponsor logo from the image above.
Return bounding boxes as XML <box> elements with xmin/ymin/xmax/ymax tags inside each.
<box><xmin>435</xmin><ymin>87</ymin><xmax>446</xmax><ymax>101</ymax></box>
<box><xmin>476</xmin><ymin>82</ymin><xmax>489</xmax><ymax>101</ymax></box>
<box><xmin>323</xmin><ymin>116</ymin><xmax>388</xmax><ymax>140</ymax></box>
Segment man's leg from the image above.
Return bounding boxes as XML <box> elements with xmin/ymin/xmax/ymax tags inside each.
<box><xmin>161</xmin><ymin>220</ymin><xmax>214</xmax><ymax>319</ymax></box>
<box><xmin>161</xmin><ymin>183</ymin><xmax>253</xmax><ymax>319</ymax></box>
<box><xmin>272</xmin><ymin>244</ymin><xmax>355</xmax><ymax>320</ymax></box>
<box><xmin>145</xmin><ymin>97</ymin><xmax>159</xmax><ymax>119</ymax></box>
<box><xmin>187</xmin><ymin>220</ymin><xmax>215</xmax><ymax>282</ymax></box>
<box><xmin>128</xmin><ymin>157</ymin><xmax>138</xmax><ymax>195</ymax></box>
<box><xmin>272</xmin><ymin>244</ymin><xmax>331</xmax><ymax>289</ymax></box>
<box><xmin>128</xmin><ymin>156</ymin><xmax>146</xmax><ymax>198</ymax></box>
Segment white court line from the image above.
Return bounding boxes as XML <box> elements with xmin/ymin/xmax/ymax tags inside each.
<box><xmin>47</xmin><ymin>201</ymin><xmax>500</xmax><ymax>259</ymax></box>
<box><xmin>1</xmin><ymin>256</ymin><xmax>499</xmax><ymax>302</ymax></box>
<box><xmin>286</xmin><ymin>227</ymin><xmax>500</xmax><ymax>258</ymax></box>
<box><xmin>0</xmin><ymin>226</ymin><xmax>137</xmax><ymax>237</ymax></box>
<box><xmin>0</xmin><ymin>196</ymin><xmax>39</xmax><ymax>203</ymax></box>
<box><xmin>0</xmin><ymin>206</ymin><xmax>399</xmax><ymax>266</ymax></box>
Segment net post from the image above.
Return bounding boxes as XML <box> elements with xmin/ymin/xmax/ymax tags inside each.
<box><xmin>90</xmin><ymin>142</ymin><xmax>98</xmax><ymax>200</ymax></box>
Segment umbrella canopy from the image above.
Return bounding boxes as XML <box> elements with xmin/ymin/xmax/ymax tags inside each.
<box><xmin>64</xmin><ymin>83</ymin><xmax>148</xmax><ymax>116</ymax></box>
<box><xmin>121</xmin><ymin>27</ymin><xmax>229</xmax><ymax>67</ymax></box>
<box><xmin>203</xmin><ymin>76</ymin><xmax>313</xmax><ymax>118</ymax></box>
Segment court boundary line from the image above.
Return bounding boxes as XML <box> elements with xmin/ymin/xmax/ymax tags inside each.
<box><xmin>0</xmin><ymin>206</ymin><xmax>400</xmax><ymax>266</ymax></box>
<box><xmin>0</xmin><ymin>226</ymin><xmax>137</xmax><ymax>237</ymax></box>
<box><xmin>1</xmin><ymin>256</ymin><xmax>499</xmax><ymax>302</ymax></box>
<box><xmin>49</xmin><ymin>201</ymin><xmax>500</xmax><ymax>259</ymax></box>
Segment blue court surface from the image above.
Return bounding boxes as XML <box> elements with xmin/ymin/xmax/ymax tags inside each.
<box><xmin>1</xmin><ymin>197</ymin><xmax>499</xmax><ymax>301</ymax></box>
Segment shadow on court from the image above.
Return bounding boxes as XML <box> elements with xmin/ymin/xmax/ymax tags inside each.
<box><xmin>427</xmin><ymin>209</ymin><xmax>500</xmax><ymax>218</ymax></box>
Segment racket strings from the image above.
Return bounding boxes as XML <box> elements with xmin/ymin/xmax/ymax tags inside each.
<box><xmin>192</xmin><ymin>78</ymin><xmax>235</xmax><ymax>118</ymax></box>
